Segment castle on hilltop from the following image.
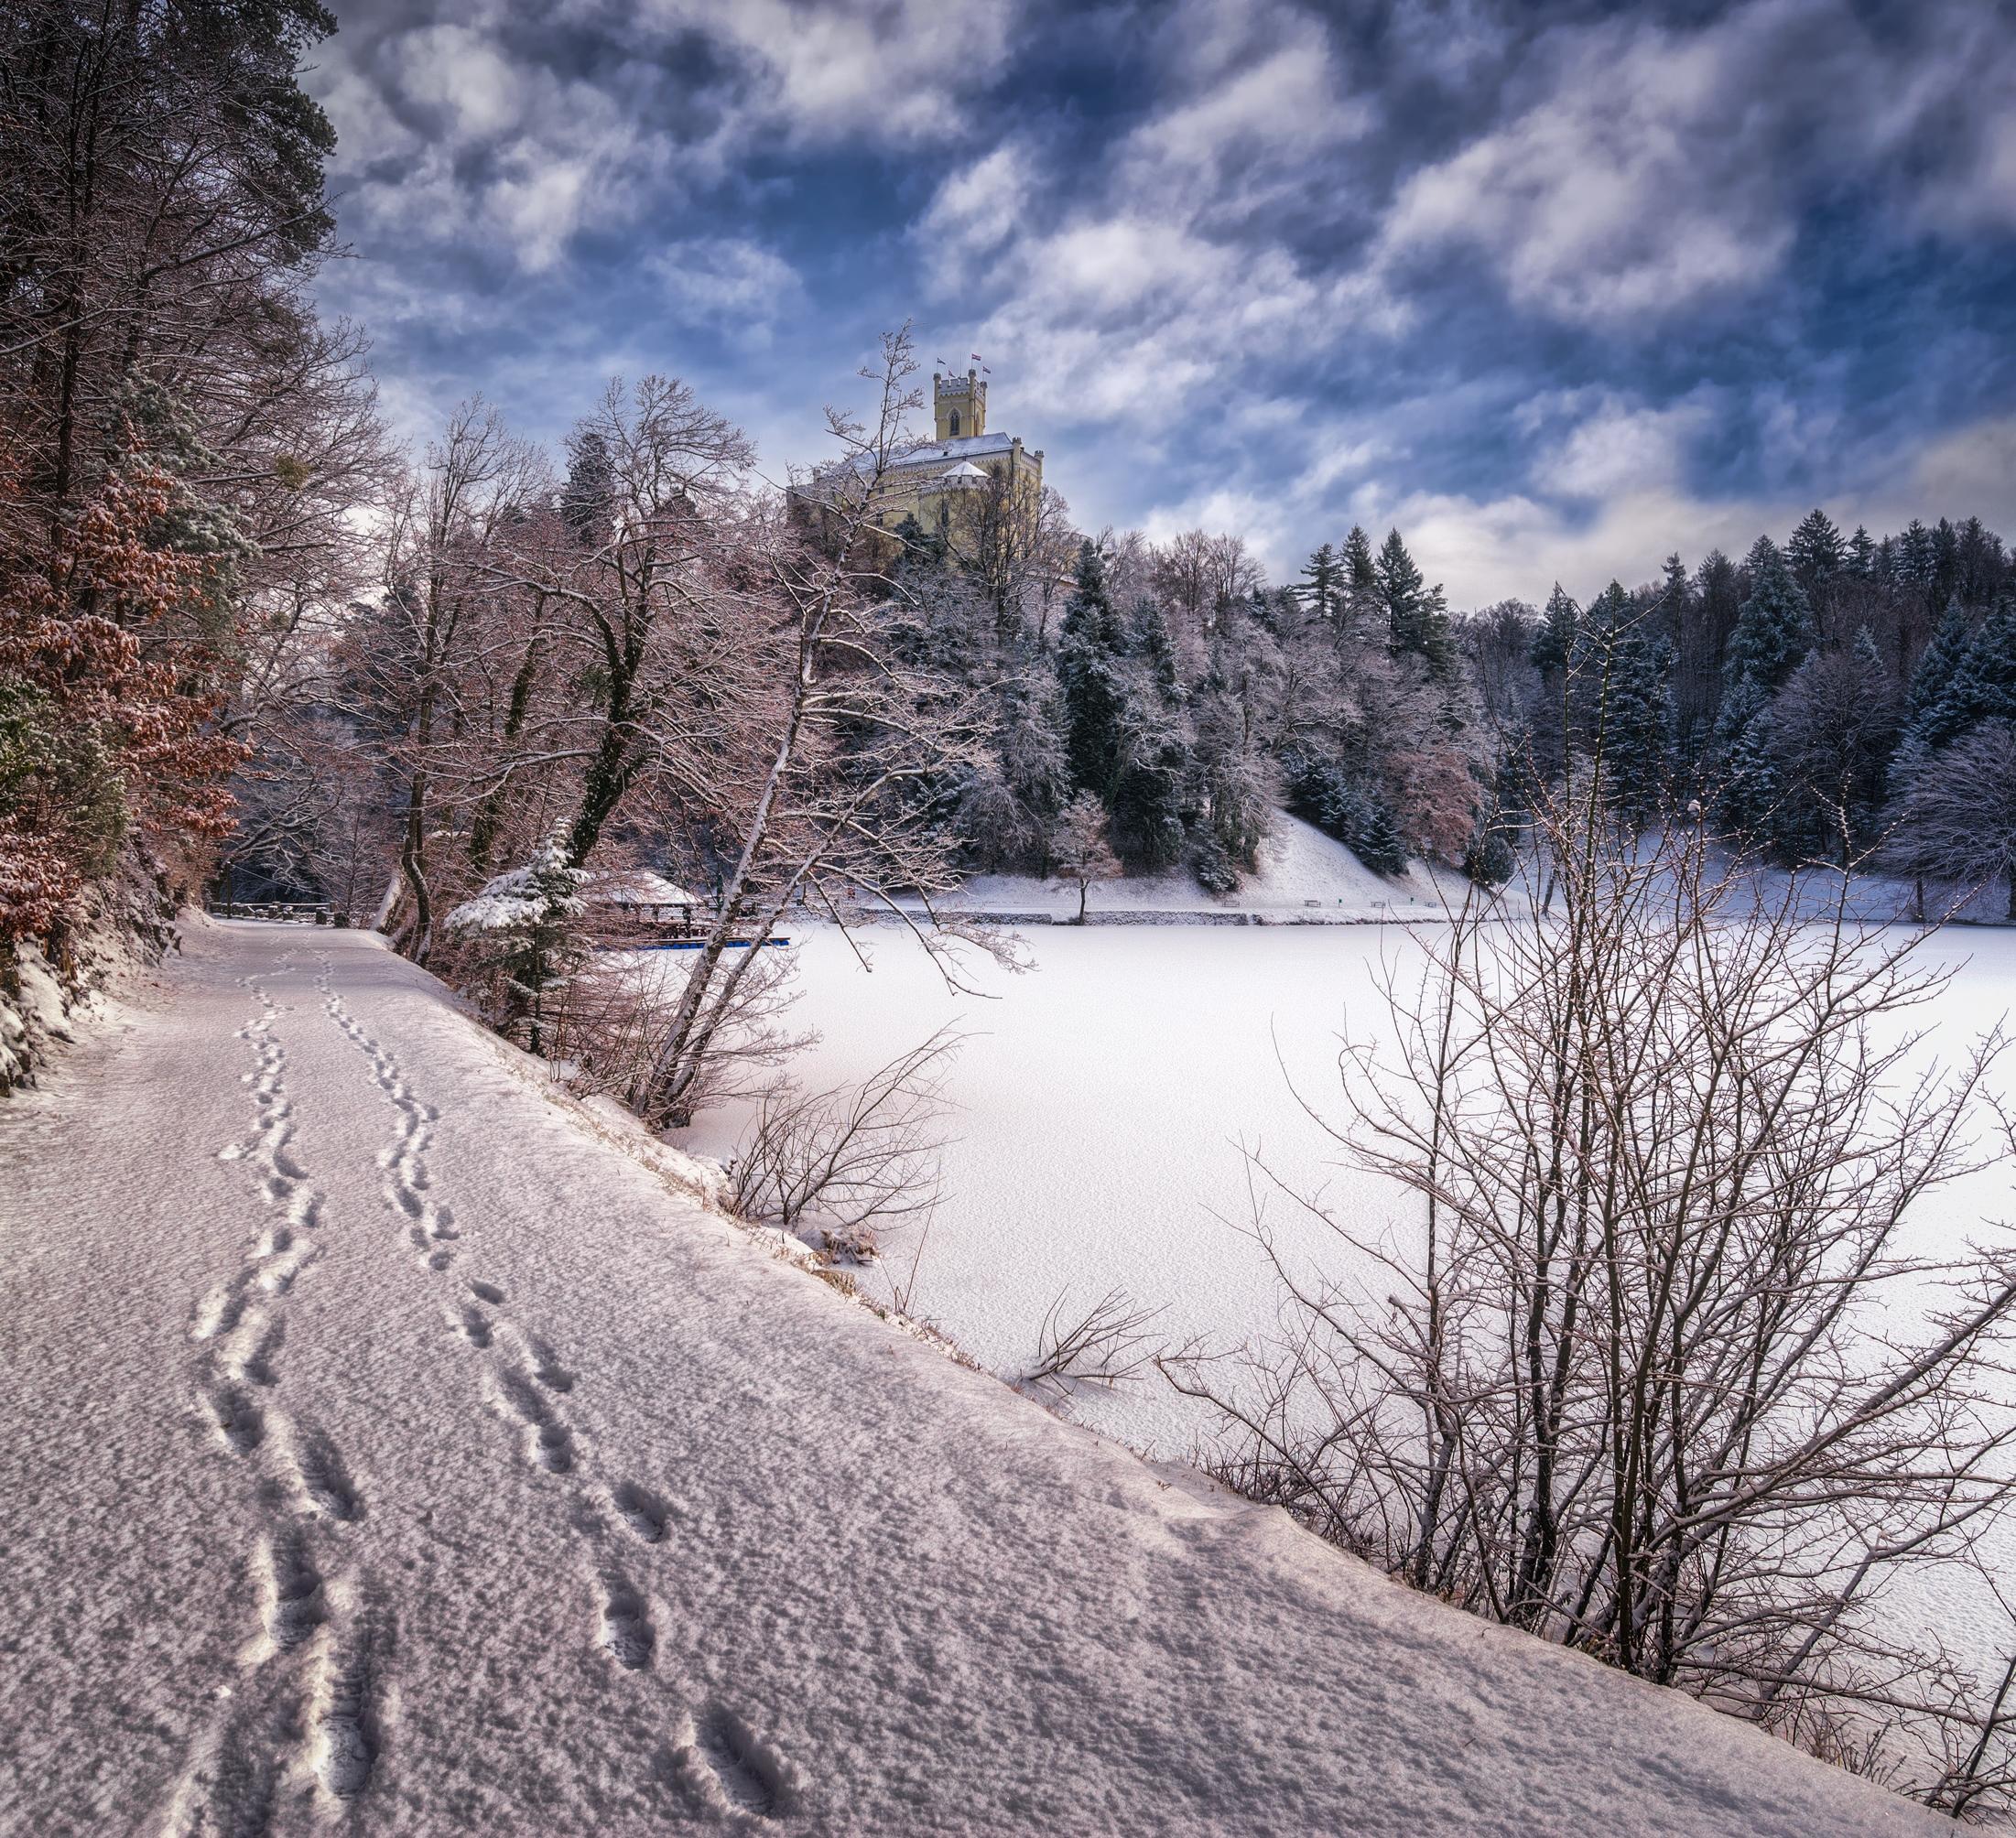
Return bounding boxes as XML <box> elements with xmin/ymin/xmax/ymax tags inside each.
<box><xmin>862</xmin><ymin>366</ymin><xmax>1045</xmax><ymax>539</ymax></box>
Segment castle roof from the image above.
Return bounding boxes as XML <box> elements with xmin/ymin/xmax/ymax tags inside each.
<box><xmin>880</xmin><ymin>431</ymin><xmax>1016</xmax><ymax>471</ymax></box>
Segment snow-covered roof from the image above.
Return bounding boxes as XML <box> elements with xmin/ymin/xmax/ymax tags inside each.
<box><xmin>829</xmin><ymin>432</ymin><xmax>1018</xmax><ymax>480</ymax></box>
<box><xmin>942</xmin><ymin>460</ymin><xmax>991</xmax><ymax>485</ymax></box>
<box><xmin>591</xmin><ymin>870</ymin><xmax>697</xmax><ymax>907</ymax></box>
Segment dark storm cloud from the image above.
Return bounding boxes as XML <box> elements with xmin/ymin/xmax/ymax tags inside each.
<box><xmin>307</xmin><ymin>0</ymin><xmax>2016</xmax><ymax>603</ymax></box>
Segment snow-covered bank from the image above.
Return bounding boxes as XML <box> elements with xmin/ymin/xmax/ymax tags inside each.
<box><xmin>0</xmin><ymin>845</ymin><xmax>181</xmax><ymax>1091</ymax></box>
<box><xmin>0</xmin><ymin>919</ymin><xmax>1949</xmax><ymax>1833</ymax></box>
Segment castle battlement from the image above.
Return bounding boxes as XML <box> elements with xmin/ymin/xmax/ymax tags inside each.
<box><xmin>933</xmin><ymin>368</ymin><xmax>987</xmax><ymax>440</ymax></box>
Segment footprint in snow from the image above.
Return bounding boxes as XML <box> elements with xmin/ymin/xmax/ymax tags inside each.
<box><xmin>612</xmin><ymin>1481</ymin><xmax>669</xmax><ymax>1544</ymax></box>
<box><xmin>597</xmin><ymin>1572</ymin><xmax>656</xmax><ymax>1671</ymax></box>
<box><xmin>662</xmin><ymin>1708</ymin><xmax>801</xmax><ymax>1822</ymax></box>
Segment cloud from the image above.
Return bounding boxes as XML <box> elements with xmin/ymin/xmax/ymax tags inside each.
<box><xmin>649</xmin><ymin>239</ymin><xmax>807</xmax><ymax>341</ymax></box>
<box><xmin>1361</xmin><ymin>407</ymin><xmax>2016</xmax><ymax>612</ymax></box>
<box><xmin>919</xmin><ymin>143</ymin><xmax>1035</xmax><ymax>265</ymax></box>
<box><xmin>640</xmin><ymin>0</ymin><xmax>1019</xmax><ymax>145</ymax></box>
<box><xmin>322</xmin><ymin>23</ymin><xmax>686</xmax><ymax>273</ymax></box>
<box><xmin>1377</xmin><ymin>0</ymin><xmax>2016</xmax><ymax>328</ymax></box>
<box><xmin>1527</xmin><ymin>394</ymin><xmax>1715</xmax><ymax>503</ymax></box>
<box><xmin>921</xmin><ymin>0</ymin><xmax>1389</xmax><ymax>427</ymax></box>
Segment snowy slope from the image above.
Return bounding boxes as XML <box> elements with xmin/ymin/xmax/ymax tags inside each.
<box><xmin>0</xmin><ymin>921</ymin><xmax>1945</xmax><ymax>1836</ymax></box>
<box><xmin>932</xmin><ymin>811</ymin><xmax>1466</xmax><ymax>919</ymax></box>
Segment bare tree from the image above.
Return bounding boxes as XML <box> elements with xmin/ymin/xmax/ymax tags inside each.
<box><xmin>1051</xmin><ymin>791</ymin><xmax>1120</xmax><ymax>923</ymax></box>
<box><xmin>1888</xmin><ymin>720</ymin><xmax>2016</xmax><ymax>921</ymax></box>
<box><xmin>628</xmin><ymin>328</ymin><xmax>1012</xmax><ymax>1126</ymax></box>
<box><xmin>364</xmin><ymin>404</ymin><xmax>550</xmax><ymax>960</ymax></box>
<box><xmin>1165</xmin><ymin>764</ymin><xmax>2016</xmax><ymax>1809</ymax></box>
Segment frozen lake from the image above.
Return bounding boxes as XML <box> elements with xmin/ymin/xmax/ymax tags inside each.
<box><xmin>683</xmin><ymin>920</ymin><xmax>2016</xmax><ymax>1460</ymax></box>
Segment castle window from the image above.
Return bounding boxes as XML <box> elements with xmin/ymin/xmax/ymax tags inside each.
<box><xmin>948</xmin><ymin>411</ymin><xmax>960</xmax><ymax>436</ymax></box>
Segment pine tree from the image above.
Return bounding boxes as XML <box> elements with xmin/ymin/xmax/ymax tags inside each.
<box><xmin>1297</xmin><ymin>543</ymin><xmax>1343</xmax><ymax>630</ymax></box>
<box><xmin>1569</xmin><ymin>583</ymin><xmax>1673</xmax><ymax>827</ymax></box>
<box><xmin>1786</xmin><ymin>508</ymin><xmax>1846</xmax><ymax>596</ymax></box>
<box><xmin>445</xmin><ymin>826</ymin><xmax>590</xmax><ymax>1054</ymax></box>
<box><xmin>1933</xmin><ymin>517</ymin><xmax>1961</xmax><ymax>607</ymax></box>
<box><xmin>1528</xmin><ymin>583</ymin><xmax>1578</xmax><ymax>674</ymax></box>
<box><xmin>1906</xmin><ymin>598</ymin><xmax>1972</xmax><ymax>743</ymax></box>
<box><xmin>1129</xmin><ymin>598</ymin><xmax>1182</xmax><ymax>704</ymax></box>
<box><xmin>1715</xmin><ymin>672</ymin><xmax>1781</xmax><ymax>841</ymax></box>
<box><xmin>1848</xmin><ymin>524</ymin><xmax>1877</xmax><ymax>578</ymax></box>
<box><xmin>1377</xmin><ymin>528</ymin><xmax>1455</xmax><ymax>676</ymax></box>
<box><xmin>1921</xmin><ymin>597</ymin><xmax>2016</xmax><ymax>750</ymax></box>
<box><xmin>1897</xmin><ymin>519</ymin><xmax>1936</xmax><ymax>591</ymax></box>
<box><xmin>1723</xmin><ymin>535</ymin><xmax>1815</xmax><ymax>698</ymax></box>
<box><xmin>1057</xmin><ymin>541</ymin><xmax>1127</xmax><ymax>795</ymax></box>
<box><xmin>559</xmin><ymin>430</ymin><xmax>613</xmax><ymax>547</ymax></box>
<box><xmin>1771</xmin><ymin>628</ymin><xmax>1899</xmax><ymax>863</ymax></box>
<box><xmin>1340</xmin><ymin>524</ymin><xmax>1380</xmax><ymax>643</ymax></box>
<box><xmin>1108</xmin><ymin>718</ymin><xmax>1188</xmax><ymax>870</ymax></box>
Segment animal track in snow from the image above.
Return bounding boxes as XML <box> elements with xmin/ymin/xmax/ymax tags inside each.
<box><xmin>470</xmin><ymin>1280</ymin><xmax>504</xmax><ymax>1305</ymax></box>
<box><xmin>664</xmin><ymin>1707</ymin><xmax>801</xmax><ymax>1822</ymax></box>
<box><xmin>191</xmin><ymin>1270</ymin><xmax>254</xmax><ymax>1343</ymax></box>
<box><xmin>322</xmin><ymin>984</ymin><xmax>458</xmax><ymax>1264</ymax></box>
<box><xmin>232</xmin><ymin>1313</ymin><xmax>286</xmax><ymax>1389</ymax></box>
<box><xmin>169</xmin><ymin>963</ymin><xmax>384</xmax><ymax>1827</ymax></box>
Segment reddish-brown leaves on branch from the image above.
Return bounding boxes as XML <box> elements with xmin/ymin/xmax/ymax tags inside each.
<box><xmin>0</xmin><ymin>438</ymin><xmax>247</xmax><ymax>941</ymax></box>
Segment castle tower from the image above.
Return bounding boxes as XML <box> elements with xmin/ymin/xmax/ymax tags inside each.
<box><xmin>934</xmin><ymin>368</ymin><xmax>987</xmax><ymax>442</ymax></box>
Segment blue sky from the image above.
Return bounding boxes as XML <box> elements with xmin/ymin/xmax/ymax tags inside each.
<box><xmin>307</xmin><ymin>0</ymin><xmax>2016</xmax><ymax>605</ymax></box>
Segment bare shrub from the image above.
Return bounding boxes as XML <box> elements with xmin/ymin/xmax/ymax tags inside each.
<box><xmin>543</xmin><ymin>943</ymin><xmax>807</xmax><ymax>1121</ymax></box>
<box><xmin>1165</xmin><ymin>770</ymin><xmax>2016</xmax><ymax>1811</ymax></box>
<box><xmin>1024</xmin><ymin>1288</ymin><xmax>1165</xmax><ymax>1392</ymax></box>
<box><xmin>728</xmin><ymin>1030</ymin><xmax>961</xmax><ymax>1261</ymax></box>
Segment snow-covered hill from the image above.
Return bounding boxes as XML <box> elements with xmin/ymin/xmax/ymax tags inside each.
<box><xmin>0</xmin><ymin>919</ymin><xmax>1943</xmax><ymax>1834</ymax></box>
<box><xmin>928</xmin><ymin>811</ymin><xmax>1469</xmax><ymax>921</ymax></box>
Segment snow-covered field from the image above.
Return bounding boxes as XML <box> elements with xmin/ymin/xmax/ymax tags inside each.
<box><xmin>0</xmin><ymin>919</ymin><xmax>1946</xmax><ymax>1834</ymax></box>
<box><xmin>685</xmin><ymin>924</ymin><xmax>1405</xmax><ymax>1454</ymax></box>
<box><xmin>686</xmin><ymin>914</ymin><xmax>2016</xmax><ymax>1459</ymax></box>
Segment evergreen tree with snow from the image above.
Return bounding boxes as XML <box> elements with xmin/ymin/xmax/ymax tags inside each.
<box><xmin>1723</xmin><ymin>535</ymin><xmax>1815</xmax><ymax>699</ymax></box>
<box><xmin>1569</xmin><ymin>583</ymin><xmax>1674</xmax><ymax>827</ymax></box>
<box><xmin>1771</xmin><ymin>627</ymin><xmax>1899</xmax><ymax>863</ymax></box>
<box><xmin>1715</xmin><ymin>673</ymin><xmax>1781</xmax><ymax>842</ymax></box>
<box><xmin>445</xmin><ymin>826</ymin><xmax>591</xmax><ymax>1054</ymax></box>
<box><xmin>1377</xmin><ymin>528</ymin><xmax>1455</xmax><ymax>676</ymax></box>
<box><xmin>559</xmin><ymin>430</ymin><xmax>613</xmax><ymax>548</ymax></box>
<box><xmin>1108</xmin><ymin>717</ymin><xmax>1189</xmax><ymax>871</ymax></box>
<box><xmin>1528</xmin><ymin>583</ymin><xmax>1578</xmax><ymax>675</ymax></box>
<box><xmin>1905</xmin><ymin>598</ymin><xmax>1973</xmax><ymax>745</ymax></box>
<box><xmin>1847</xmin><ymin>524</ymin><xmax>1877</xmax><ymax>578</ymax></box>
<box><xmin>1340</xmin><ymin>524</ymin><xmax>1381</xmax><ymax>644</ymax></box>
<box><xmin>1057</xmin><ymin>541</ymin><xmax>1128</xmax><ymax>795</ymax></box>
<box><xmin>1786</xmin><ymin>508</ymin><xmax>1846</xmax><ymax>597</ymax></box>
<box><xmin>1129</xmin><ymin>598</ymin><xmax>1183</xmax><ymax>705</ymax></box>
<box><xmin>1297</xmin><ymin>543</ymin><xmax>1343</xmax><ymax>631</ymax></box>
<box><xmin>1896</xmin><ymin>519</ymin><xmax>1936</xmax><ymax>592</ymax></box>
<box><xmin>1919</xmin><ymin>597</ymin><xmax>2016</xmax><ymax>750</ymax></box>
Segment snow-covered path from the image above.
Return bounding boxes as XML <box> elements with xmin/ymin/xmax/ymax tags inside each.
<box><xmin>0</xmin><ymin>922</ymin><xmax>1945</xmax><ymax>1836</ymax></box>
